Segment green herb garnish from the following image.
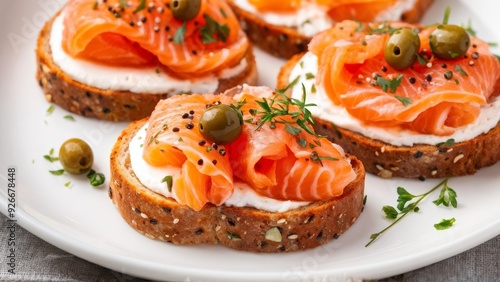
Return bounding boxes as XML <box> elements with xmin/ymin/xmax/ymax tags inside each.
<box><xmin>455</xmin><ymin>65</ymin><xmax>468</xmax><ymax>77</ymax></box>
<box><xmin>64</xmin><ymin>115</ymin><xmax>75</xmax><ymax>121</ymax></box>
<box><xmin>161</xmin><ymin>175</ymin><xmax>173</xmax><ymax>192</ymax></box>
<box><xmin>119</xmin><ymin>0</ymin><xmax>129</xmax><ymax>8</ymax></box>
<box><xmin>416</xmin><ymin>53</ymin><xmax>428</xmax><ymax>66</ymax></box>
<box><xmin>376</xmin><ymin>74</ymin><xmax>404</xmax><ymax>93</ymax></box>
<box><xmin>442</xmin><ymin>6</ymin><xmax>451</xmax><ymax>24</ymax></box>
<box><xmin>462</xmin><ymin>19</ymin><xmax>476</xmax><ymax>36</ymax></box>
<box><xmin>46</xmin><ymin>105</ymin><xmax>55</xmax><ymax>115</ymax></box>
<box><xmin>200</xmin><ymin>14</ymin><xmax>230</xmax><ymax>43</ymax></box>
<box><xmin>44</xmin><ymin>148</ymin><xmax>59</xmax><ymax>162</ymax></box>
<box><xmin>49</xmin><ymin>169</ymin><xmax>65</xmax><ymax>175</ymax></box>
<box><xmin>395</xmin><ymin>96</ymin><xmax>412</xmax><ymax>107</ymax></box>
<box><xmin>305</xmin><ymin>73</ymin><xmax>315</xmax><ymax>80</ymax></box>
<box><xmin>87</xmin><ymin>169</ymin><xmax>105</xmax><ymax>187</ymax></box>
<box><xmin>366</xmin><ymin>178</ymin><xmax>457</xmax><ymax>247</ymax></box>
<box><xmin>436</xmin><ymin>138</ymin><xmax>455</xmax><ymax>149</ymax></box>
<box><xmin>297</xmin><ymin>137</ymin><xmax>307</xmax><ymax>148</ymax></box>
<box><xmin>64</xmin><ymin>181</ymin><xmax>71</xmax><ymax>187</ymax></box>
<box><xmin>133</xmin><ymin>0</ymin><xmax>146</xmax><ymax>13</ymax></box>
<box><xmin>434</xmin><ymin>218</ymin><xmax>456</xmax><ymax>230</ymax></box>
<box><xmin>220</xmin><ymin>8</ymin><xmax>227</xmax><ymax>18</ymax></box>
<box><xmin>173</xmin><ymin>22</ymin><xmax>187</xmax><ymax>45</ymax></box>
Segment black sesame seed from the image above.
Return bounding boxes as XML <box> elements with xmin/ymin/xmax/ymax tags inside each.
<box><xmin>219</xmin><ymin>148</ymin><xmax>226</xmax><ymax>156</ymax></box>
<box><xmin>172</xmin><ymin>127</ymin><xmax>180</xmax><ymax>132</ymax></box>
<box><xmin>227</xmin><ymin>218</ymin><xmax>236</xmax><ymax>226</ymax></box>
<box><xmin>150</xmin><ymin>219</ymin><xmax>158</xmax><ymax>225</ymax></box>
<box><xmin>189</xmin><ymin>110</ymin><xmax>195</xmax><ymax>115</ymax></box>
<box><xmin>197</xmin><ymin>159</ymin><xmax>204</xmax><ymax>165</ymax></box>
<box><xmin>333</xmin><ymin>233</ymin><xmax>340</xmax><ymax>239</ymax></box>
<box><xmin>212</xmin><ymin>143</ymin><xmax>219</xmax><ymax>150</ymax></box>
<box><xmin>444</xmin><ymin>70</ymin><xmax>453</xmax><ymax>80</ymax></box>
<box><xmin>186</xmin><ymin>122</ymin><xmax>194</xmax><ymax>129</ymax></box>
<box><xmin>409</xmin><ymin>77</ymin><xmax>416</xmax><ymax>84</ymax></box>
<box><xmin>260</xmin><ymin>241</ymin><xmax>268</xmax><ymax>248</ymax></box>
<box><xmin>192</xmin><ymin>50</ymin><xmax>197</xmax><ymax>55</ymax></box>
<box><xmin>141</xmin><ymin>16</ymin><xmax>147</xmax><ymax>23</ymax></box>
<box><xmin>414</xmin><ymin>151</ymin><xmax>423</xmax><ymax>158</ymax></box>
<box><xmin>86</xmin><ymin>91</ymin><xmax>92</xmax><ymax>98</ymax></box>
<box><xmin>472</xmin><ymin>52</ymin><xmax>479</xmax><ymax>60</ymax></box>
<box><xmin>212</xmin><ymin>160</ymin><xmax>217</xmax><ymax>165</ymax></box>
<box><xmin>316</xmin><ymin>231</ymin><xmax>323</xmax><ymax>241</ymax></box>
<box><xmin>134</xmin><ymin>208</ymin><xmax>141</xmax><ymax>214</ymax></box>
<box><xmin>182</xmin><ymin>113</ymin><xmax>189</xmax><ymax>119</ymax></box>
<box><xmin>165</xmin><ymin>26</ymin><xmax>170</xmax><ymax>31</ymax></box>
<box><xmin>381</xmin><ymin>66</ymin><xmax>387</xmax><ymax>72</ymax></box>
<box><xmin>198</xmin><ymin>140</ymin><xmax>206</xmax><ymax>146</ymax></box>
<box><xmin>473</xmin><ymin>44</ymin><xmax>477</xmax><ymax>48</ymax></box>
<box><xmin>356</xmin><ymin>80</ymin><xmax>362</xmax><ymax>84</ymax></box>
<box><xmin>129</xmin><ymin>21</ymin><xmax>135</xmax><ymax>26</ymax></box>
<box><xmin>162</xmin><ymin>207</ymin><xmax>171</xmax><ymax>214</ymax></box>
<box><xmin>168</xmin><ymin>37</ymin><xmax>173</xmax><ymax>42</ymax></box>
<box><xmin>102</xmin><ymin>108</ymin><xmax>111</xmax><ymax>114</ymax></box>
<box><xmin>278</xmin><ymin>246</ymin><xmax>286</xmax><ymax>252</ymax></box>
<box><xmin>195</xmin><ymin>229</ymin><xmax>203</xmax><ymax>235</ymax></box>
<box><xmin>418</xmin><ymin>175</ymin><xmax>426</xmax><ymax>181</ymax></box>
<box><xmin>425</xmin><ymin>74</ymin><xmax>432</xmax><ymax>82</ymax></box>
<box><xmin>441</xmin><ymin>63</ymin><xmax>447</xmax><ymax>68</ymax></box>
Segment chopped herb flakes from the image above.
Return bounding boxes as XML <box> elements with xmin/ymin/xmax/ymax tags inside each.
<box><xmin>455</xmin><ymin>65</ymin><xmax>468</xmax><ymax>77</ymax></box>
<box><xmin>133</xmin><ymin>0</ymin><xmax>146</xmax><ymax>13</ymax></box>
<box><xmin>437</xmin><ymin>138</ymin><xmax>455</xmax><ymax>149</ymax></box>
<box><xmin>173</xmin><ymin>22</ymin><xmax>187</xmax><ymax>45</ymax></box>
<box><xmin>395</xmin><ymin>96</ymin><xmax>412</xmax><ymax>107</ymax></box>
<box><xmin>161</xmin><ymin>175</ymin><xmax>173</xmax><ymax>192</ymax></box>
<box><xmin>200</xmin><ymin>14</ymin><xmax>229</xmax><ymax>44</ymax></box>
<box><xmin>49</xmin><ymin>169</ymin><xmax>65</xmax><ymax>175</ymax></box>
<box><xmin>64</xmin><ymin>115</ymin><xmax>75</xmax><ymax>121</ymax></box>
<box><xmin>46</xmin><ymin>105</ymin><xmax>55</xmax><ymax>115</ymax></box>
<box><xmin>434</xmin><ymin>218</ymin><xmax>456</xmax><ymax>230</ymax></box>
<box><xmin>87</xmin><ymin>169</ymin><xmax>105</xmax><ymax>187</ymax></box>
<box><xmin>376</xmin><ymin>74</ymin><xmax>403</xmax><ymax>93</ymax></box>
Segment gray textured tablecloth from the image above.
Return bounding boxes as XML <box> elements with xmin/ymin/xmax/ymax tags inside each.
<box><xmin>1</xmin><ymin>214</ymin><xmax>499</xmax><ymax>282</ymax></box>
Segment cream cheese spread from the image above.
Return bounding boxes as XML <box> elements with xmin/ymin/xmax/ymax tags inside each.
<box><xmin>50</xmin><ymin>13</ymin><xmax>247</xmax><ymax>94</ymax></box>
<box><xmin>289</xmin><ymin>52</ymin><xmax>500</xmax><ymax>147</ymax></box>
<box><xmin>129</xmin><ymin>123</ymin><xmax>310</xmax><ymax>213</ymax></box>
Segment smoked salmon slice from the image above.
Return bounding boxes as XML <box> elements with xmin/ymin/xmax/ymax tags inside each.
<box><xmin>61</xmin><ymin>0</ymin><xmax>249</xmax><ymax>75</ymax></box>
<box><xmin>142</xmin><ymin>86</ymin><xmax>357</xmax><ymax>210</ymax></box>
<box><xmin>309</xmin><ymin>20</ymin><xmax>500</xmax><ymax>135</ymax></box>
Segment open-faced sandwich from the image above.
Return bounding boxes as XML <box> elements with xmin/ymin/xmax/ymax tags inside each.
<box><xmin>36</xmin><ymin>0</ymin><xmax>257</xmax><ymax>121</ymax></box>
<box><xmin>227</xmin><ymin>0</ymin><xmax>433</xmax><ymax>58</ymax></box>
<box><xmin>109</xmin><ymin>85</ymin><xmax>365</xmax><ymax>252</ymax></box>
<box><xmin>278</xmin><ymin>19</ymin><xmax>500</xmax><ymax>179</ymax></box>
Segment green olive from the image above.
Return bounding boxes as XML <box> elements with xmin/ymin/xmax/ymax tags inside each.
<box><xmin>171</xmin><ymin>0</ymin><xmax>202</xmax><ymax>22</ymax></box>
<box><xmin>59</xmin><ymin>138</ymin><xmax>93</xmax><ymax>174</ymax></box>
<box><xmin>430</xmin><ymin>24</ymin><xmax>470</xmax><ymax>60</ymax></box>
<box><xmin>199</xmin><ymin>105</ymin><xmax>243</xmax><ymax>145</ymax></box>
<box><xmin>384</xmin><ymin>28</ymin><xmax>421</xmax><ymax>70</ymax></box>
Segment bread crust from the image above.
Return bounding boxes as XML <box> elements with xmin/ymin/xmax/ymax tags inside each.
<box><xmin>109</xmin><ymin>118</ymin><xmax>366</xmax><ymax>252</ymax></box>
<box><xmin>36</xmin><ymin>12</ymin><xmax>258</xmax><ymax>121</ymax></box>
<box><xmin>227</xmin><ymin>0</ymin><xmax>434</xmax><ymax>59</ymax></box>
<box><xmin>277</xmin><ymin>53</ymin><xmax>500</xmax><ymax>179</ymax></box>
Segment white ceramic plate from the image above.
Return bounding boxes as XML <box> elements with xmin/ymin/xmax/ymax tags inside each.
<box><xmin>1</xmin><ymin>0</ymin><xmax>499</xmax><ymax>281</ymax></box>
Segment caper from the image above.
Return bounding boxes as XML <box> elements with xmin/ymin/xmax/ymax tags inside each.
<box><xmin>199</xmin><ymin>105</ymin><xmax>243</xmax><ymax>145</ymax></box>
<box><xmin>384</xmin><ymin>28</ymin><xmax>421</xmax><ymax>70</ymax></box>
<box><xmin>430</xmin><ymin>24</ymin><xmax>470</xmax><ymax>60</ymax></box>
<box><xmin>59</xmin><ymin>138</ymin><xmax>93</xmax><ymax>174</ymax></box>
<box><xmin>171</xmin><ymin>0</ymin><xmax>201</xmax><ymax>22</ymax></box>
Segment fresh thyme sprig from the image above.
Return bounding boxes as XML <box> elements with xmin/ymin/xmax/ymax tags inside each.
<box><xmin>366</xmin><ymin>178</ymin><xmax>457</xmax><ymax>247</ymax></box>
<box><xmin>252</xmin><ymin>83</ymin><xmax>318</xmax><ymax>137</ymax></box>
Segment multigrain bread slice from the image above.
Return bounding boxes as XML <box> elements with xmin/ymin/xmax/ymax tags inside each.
<box><xmin>278</xmin><ymin>53</ymin><xmax>500</xmax><ymax>179</ymax></box>
<box><xmin>109</xmin><ymin>118</ymin><xmax>365</xmax><ymax>253</ymax></box>
<box><xmin>36</xmin><ymin>13</ymin><xmax>258</xmax><ymax>122</ymax></box>
<box><xmin>227</xmin><ymin>0</ymin><xmax>434</xmax><ymax>59</ymax></box>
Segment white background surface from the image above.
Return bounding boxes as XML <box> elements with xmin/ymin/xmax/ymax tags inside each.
<box><xmin>1</xmin><ymin>0</ymin><xmax>499</xmax><ymax>281</ymax></box>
